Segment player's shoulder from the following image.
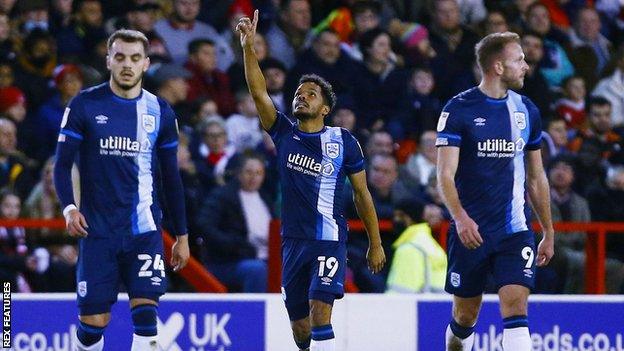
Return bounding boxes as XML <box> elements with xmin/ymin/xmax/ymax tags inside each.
<box><xmin>444</xmin><ymin>87</ymin><xmax>483</xmax><ymax>111</ymax></box>
<box><xmin>74</xmin><ymin>83</ymin><xmax>109</xmax><ymax>102</ymax></box>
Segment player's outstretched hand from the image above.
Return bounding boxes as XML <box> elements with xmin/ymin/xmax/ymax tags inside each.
<box><xmin>536</xmin><ymin>235</ymin><xmax>554</xmax><ymax>266</ymax></box>
<box><xmin>171</xmin><ymin>234</ymin><xmax>190</xmax><ymax>272</ymax></box>
<box><xmin>455</xmin><ymin>212</ymin><xmax>483</xmax><ymax>249</ymax></box>
<box><xmin>367</xmin><ymin>243</ymin><xmax>386</xmax><ymax>274</ymax></box>
<box><xmin>65</xmin><ymin>209</ymin><xmax>88</xmax><ymax>237</ymax></box>
<box><xmin>236</xmin><ymin>9</ymin><xmax>258</xmax><ymax>48</ymax></box>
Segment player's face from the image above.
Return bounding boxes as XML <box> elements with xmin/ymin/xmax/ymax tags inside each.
<box><xmin>501</xmin><ymin>43</ymin><xmax>529</xmax><ymax>90</ymax></box>
<box><xmin>292</xmin><ymin>82</ymin><xmax>329</xmax><ymax>121</ymax></box>
<box><xmin>107</xmin><ymin>39</ymin><xmax>149</xmax><ymax>91</ymax></box>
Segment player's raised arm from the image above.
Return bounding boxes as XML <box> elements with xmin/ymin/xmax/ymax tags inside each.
<box><xmin>348</xmin><ymin>170</ymin><xmax>386</xmax><ymax>273</ymax></box>
<box><xmin>436</xmin><ymin>147</ymin><xmax>483</xmax><ymax>249</ymax></box>
<box><xmin>526</xmin><ymin>149</ymin><xmax>555</xmax><ymax>266</ymax></box>
<box><xmin>237</xmin><ymin>10</ymin><xmax>276</xmax><ymax>131</ymax></box>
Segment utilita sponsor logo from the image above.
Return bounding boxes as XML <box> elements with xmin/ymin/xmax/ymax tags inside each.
<box><xmin>288</xmin><ymin>153</ymin><xmax>322</xmax><ymax>173</ymax></box>
<box><xmin>477</xmin><ymin>139</ymin><xmax>525</xmax><ymax>152</ymax></box>
<box><xmin>99</xmin><ymin>136</ymin><xmax>151</xmax><ymax>156</ymax></box>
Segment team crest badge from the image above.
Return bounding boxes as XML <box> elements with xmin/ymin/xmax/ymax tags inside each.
<box><xmin>325</xmin><ymin>142</ymin><xmax>340</xmax><ymax>159</ymax></box>
<box><xmin>450</xmin><ymin>272</ymin><xmax>461</xmax><ymax>288</ymax></box>
<box><xmin>78</xmin><ymin>281</ymin><xmax>87</xmax><ymax>297</ymax></box>
<box><xmin>514</xmin><ymin>112</ymin><xmax>526</xmax><ymax>130</ymax></box>
<box><xmin>142</xmin><ymin>114</ymin><xmax>156</xmax><ymax>133</ymax></box>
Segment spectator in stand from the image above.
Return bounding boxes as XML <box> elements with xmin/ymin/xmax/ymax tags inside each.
<box><xmin>14</xmin><ymin>0</ymin><xmax>49</xmax><ymax>36</ymax></box>
<box><xmin>0</xmin><ymin>86</ymin><xmax>26</xmax><ymax>125</ymax></box>
<box><xmin>123</xmin><ymin>2</ymin><xmax>171</xmax><ymax>63</ymax></box>
<box><xmin>0</xmin><ymin>61</ymin><xmax>14</xmax><ymax>88</ymax></box>
<box><xmin>569</xmin><ymin>97</ymin><xmax>624</xmax><ymax>191</ymax></box>
<box><xmin>0</xmin><ymin>189</ymin><xmax>40</xmax><ymax>292</ymax></box>
<box><xmin>351</xmin><ymin>28</ymin><xmax>410</xmax><ymax>137</ymax></box>
<box><xmin>265</xmin><ymin>0</ymin><xmax>314</xmax><ymax>69</ymax></box>
<box><xmin>541</xmin><ymin>117</ymin><xmax>574</xmax><ymax>166</ymax></box>
<box><xmin>555</xmin><ymin>75</ymin><xmax>587</xmax><ymax>132</ymax></box>
<box><xmin>14</xmin><ymin>29</ymin><xmax>55</xmax><ymax>112</ymax></box>
<box><xmin>260</xmin><ymin>58</ymin><xmax>287</xmax><ymax>112</ymax></box>
<box><xmin>428</xmin><ymin>0</ymin><xmax>480</xmax><ymax>101</ymax></box>
<box><xmin>36</xmin><ymin>64</ymin><xmax>83</xmax><ymax>162</ymax></box>
<box><xmin>547</xmin><ymin>156</ymin><xmax>589</xmax><ymax>293</ymax></box>
<box><xmin>149</xmin><ymin>63</ymin><xmax>191</xmax><ymax>118</ymax></box>
<box><xmin>196</xmin><ymin>153</ymin><xmax>272</xmax><ymax>292</ymax></box>
<box><xmin>225</xmin><ymin>91</ymin><xmax>263</xmax><ymax>153</ymax></box>
<box><xmin>365</xmin><ymin>130</ymin><xmax>395</xmax><ymax>158</ymax></box>
<box><xmin>519</xmin><ymin>31</ymin><xmax>554</xmax><ymax>117</ymax></box>
<box><xmin>0</xmin><ymin>118</ymin><xmax>34</xmax><ymax>200</ymax></box>
<box><xmin>192</xmin><ymin>117</ymin><xmax>238</xmax><ymax>191</ymax></box>
<box><xmin>400</xmin><ymin>130</ymin><xmax>437</xmax><ymax>192</ymax></box>
<box><xmin>48</xmin><ymin>0</ymin><xmax>73</xmax><ymax>35</ymax></box>
<box><xmin>592</xmin><ymin>46</ymin><xmax>624</xmax><ymax>128</ymax></box>
<box><xmin>330</xmin><ymin>103</ymin><xmax>357</xmax><ymax>135</ymax></box>
<box><xmin>284</xmin><ymin>29</ymin><xmax>358</xmax><ymax>114</ymax></box>
<box><xmin>403</xmin><ymin>67</ymin><xmax>441</xmax><ymax>138</ymax></box>
<box><xmin>185</xmin><ymin>38</ymin><xmax>237</xmax><ymax>117</ymax></box>
<box><xmin>22</xmin><ymin>157</ymin><xmax>76</xmax><ymax>292</ymax></box>
<box><xmin>55</xmin><ymin>0</ymin><xmax>107</xmax><ymax>61</ymax></box>
<box><xmin>568</xmin><ymin>7</ymin><xmax>611</xmax><ymax>81</ymax></box>
<box><xmin>525</xmin><ymin>3</ymin><xmax>575</xmax><ymax>89</ymax></box>
<box><xmin>480</xmin><ymin>9</ymin><xmax>510</xmax><ymax>36</ymax></box>
<box><xmin>0</xmin><ymin>13</ymin><xmax>16</xmax><ymax>61</ymax></box>
<box><xmin>155</xmin><ymin>0</ymin><xmax>234</xmax><ymax>71</ymax></box>
<box><xmin>386</xmin><ymin>197</ymin><xmax>448</xmax><ymax>294</ymax></box>
<box><xmin>587</xmin><ymin>165</ymin><xmax>624</xmax><ymax>265</ymax></box>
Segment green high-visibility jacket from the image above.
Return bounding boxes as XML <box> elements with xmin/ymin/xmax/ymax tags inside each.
<box><xmin>386</xmin><ymin>223</ymin><xmax>447</xmax><ymax>293</ymax></box>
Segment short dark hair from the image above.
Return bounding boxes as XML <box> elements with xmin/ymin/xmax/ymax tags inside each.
<box><xmin>587</xmin><ymin>96</ymin><xmax>611</xmax><ymax>112</ymax></box>
<box><xmin>298</xmin><ymin>74</ymin><xmax>336</xmax><ymax>111</ymax></box>
<box><xmin>351</xmin><ymin>0</ymin><xmax>381</xmax><ymax>16</ymax></box>
<box><xmin>188</xmin><ymin>38</ymin><xmax>215</xmax><ymax>56</ymax></box>
<box><xmin>394</xmin><ymin>198</ymin><xmax>425</xmax><ymax>223</ymax></box>
<box><xmin>107</xmin><ymin>29</ymin><xmax>149</xmax><ymax>55</ymax></box>
<box><xmin>475</xmin><ymin>31</ymin><xmax>521</xmax><ymax>73</ymax></box>
<box><xmin>359</xmin><ymin>28</ymin><xmax>390</xmax><ymax>61</ymax></box>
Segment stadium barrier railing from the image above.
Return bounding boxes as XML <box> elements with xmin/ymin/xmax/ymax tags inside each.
<box><xmin>0</xmin><ymin>218</ymin><xmax>227</xmax><ymax>293</ymax></box>
<box><xmin>3</xmin><ymin>218</ymin><xmax>622</xmax><ymax>294</ymax></box>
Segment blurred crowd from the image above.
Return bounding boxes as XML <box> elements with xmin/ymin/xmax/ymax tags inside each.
<box><xmin>1</xmin><ymin>0</ymin><xmax>624</xmax><ymax>294</ymax></box>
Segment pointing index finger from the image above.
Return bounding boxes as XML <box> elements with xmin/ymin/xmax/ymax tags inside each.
<box><xmin>252</xmin><ymin>9</ymin><xmax>259</xmax><ymax>31</ymax></box>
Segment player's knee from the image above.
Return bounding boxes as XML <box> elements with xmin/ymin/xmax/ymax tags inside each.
<box><xmin>500</xmin><ymin>296</ymin><xmax>528</xmax><ymax>316</ymax></box>
<box><xmin>453</xmin><ymin>305</ymin><xmax>479</xmax><ymax>326</ymax></box>
<box><xmin>76</xmin><ymin>314</ymin><xmax>109</xmax><ymax>348</ymax></box>
<box><xmin>131</xmin><ymin>304</ymin><xmax>158</xmax><ymax>336</ymax></box>
<box><xmin>79</xmin><ymin>313</ymin><xmax>111</xmax><ymax>328</ymax></box>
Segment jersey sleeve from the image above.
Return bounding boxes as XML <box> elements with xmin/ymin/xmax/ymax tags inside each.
<box><xmin>157</xmin><ymin>101</ymin><xmax>179</xmax><ymax>150</ymax></box>
<box><xmin>342</xmin><ymin>129</ymin><xmax>365</xmax><ymax>175</ymax></box>
<box><xmin>526</xmin><ymin>98</ymin><xmax>543</xmax><ymax>150</ymax></box>
<box><xmin>435</xmin><ymin>100</ymin><xmax>463</xmax><ymax>148</ymax></box>
<box><xmin>58</xmin><ymin>96</ymin><xmax>86</xmax><ymax>143</ymax></box>
<box><xmin>266</xmin><ymin>111</ymin><xmax>294</xmax><ymax>145</ymax></box>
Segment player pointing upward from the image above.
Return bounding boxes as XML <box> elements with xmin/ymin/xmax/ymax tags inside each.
<box><xmin>53</xmin><ymin>29</ymin><xmax>189</xmax><ymax>351</ymax></box>
<box><xmin>436</xmin><ymin>31</ymin><xmax>554</xmax><ymax>350</ymax></box>
<box><xmin>238</xmin><ymin>10</ymin><xmax>385</xmax><ymax>351</ymax></box>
